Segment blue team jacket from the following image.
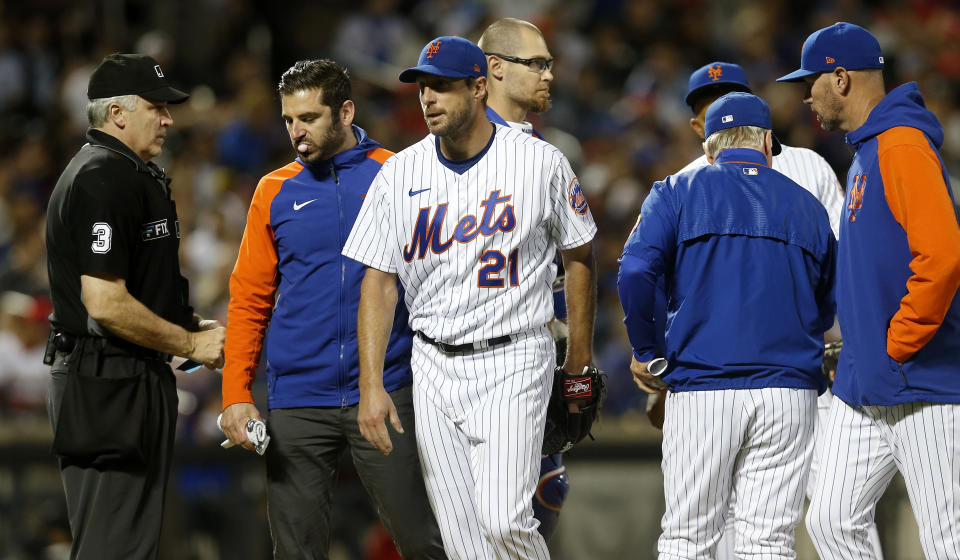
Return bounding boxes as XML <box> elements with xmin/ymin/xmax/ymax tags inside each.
<box><xmin>618</xmin><ymin>148</ymin><xmax>836</xmax><ymax>392</ymax></box>
<box><xmin>833</xmin><ymin>83</ymin><xmax>960</xmax><ymax>405</ymax></box>
<box><xmin>224</xmin><ymin>125</ymin><xmax>413</xmax><ymax>409</ymax></box>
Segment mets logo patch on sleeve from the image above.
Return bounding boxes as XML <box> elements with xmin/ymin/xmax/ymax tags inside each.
<box><xmin>568</xmin><ymin>177</ymin><xmax>589</xmax><ymax>215</ymax></box>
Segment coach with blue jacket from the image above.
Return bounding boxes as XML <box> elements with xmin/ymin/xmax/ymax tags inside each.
<box><xmin>220</xmin><ymin>59</ymin><xmax>444</xmax><ymax>559</ymax></box>
<box><xmin>778</xmin><ymin>22</ymin><xmax>960</xmax><ymax>559</ymax></box>
<box><xmin>618</xmin><ymin>92</ymin><xmax>836</xmax><ymax>559</ymax></box>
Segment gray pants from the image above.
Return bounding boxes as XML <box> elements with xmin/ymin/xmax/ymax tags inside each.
<box><xmin>266</xmin><ymin>385</ymin><xmax>445</xmax><ymax>559</ymax></box>
<box><xmin>46</xmin><ymin>349</ymin><xmax>178</xmax><ymax>560</ymax></box>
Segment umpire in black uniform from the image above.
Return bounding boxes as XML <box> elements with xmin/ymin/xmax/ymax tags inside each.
<box><xmin>44</xmin><ymin>53</ymin><xmax>226</xmax><ymax>559</ymax></box>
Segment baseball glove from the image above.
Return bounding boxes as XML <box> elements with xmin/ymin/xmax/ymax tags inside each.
<box><xmin>822</xmin><ymin>341</ymin><xmax>842</xmax><ymax>384</ymax></box>
<box><xmin>542</xmin><ymin>365</ymin><xmax>607</xmax><ymax>455</ymax></box>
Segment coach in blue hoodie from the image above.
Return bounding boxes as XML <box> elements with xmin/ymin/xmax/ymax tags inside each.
<box><xmin>779</xmin><ymin>22</ymin><xmax>960</xmax><ymax>559</ymax></box>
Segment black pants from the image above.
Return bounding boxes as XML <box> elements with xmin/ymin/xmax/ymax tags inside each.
<box><xmin>46</xmin><ymin>342</ymin><xmax>178</xmax><ymax>559</ymax></box>
<box><xmin>266</xmin><ymin>385</ymin><xmax>446</xmax><ymax>559</ymax></box>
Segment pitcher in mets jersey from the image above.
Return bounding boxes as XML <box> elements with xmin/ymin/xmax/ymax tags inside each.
<box><xmin>619</xmin><ymin>92</ymin><xmax>837</xmax><ymax>560</ymax></box>
<box><xmin>220</xmin><ymin>59</ymin><xmax>444</xmax><ymax>558</ymax></box>
<box><xmin>779</xmin><ymin>22</ymin><xmax>960</xmax><ymax>559</ymax></box>
<box><xmin>342</xmin><ymin>37</ymin><xmax>597</xmax><ymax>560</ymax></box>
<box><xmin>664</xmin><ymin>61</ymin><xmax>882</xmax><ymax>560</ymax></box>
<box><xmin>478</xmin><ymin>17</ymin><xmax>569</xmax><ymax>541</ymax></box>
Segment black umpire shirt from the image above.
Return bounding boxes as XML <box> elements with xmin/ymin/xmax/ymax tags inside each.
<box><xmin>46</xmin><ymin>128</ymin><xmax>193</xmax><ymax>340</ymax></box>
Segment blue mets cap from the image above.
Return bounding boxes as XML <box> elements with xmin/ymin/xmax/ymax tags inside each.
<box><xmin>684</xmin><ymin>62</ymin><xmax>751</xmax><ymax>109</ymax></box>
<box><xmin>704</xmin><ymin>92</ymin><xmax>782</xmax><ymax>156</ymax></box>
<box><xmin>399</xmin><ymin>36</ymin><xmax>487</xmax><ymax>83</ymax></box>
<box><xmin>777</xmin><ymin>22</ymin><xmax>884</xmax><ymax>82</ymax></box>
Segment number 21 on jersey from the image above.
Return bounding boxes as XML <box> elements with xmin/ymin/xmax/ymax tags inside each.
<box><xmin>479</xmin><ymin>248</ymin><xmax>519</xmax><ymax>288</ymax></box>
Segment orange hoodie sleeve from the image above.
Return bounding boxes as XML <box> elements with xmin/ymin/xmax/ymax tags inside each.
<box><xmin>221</xmin><ymin>164</ymin><xmax>300</xmax><ymax>409</ymax></box>
<box><xmin>879</xmin><ymin>127</ymin><xmax>960</xmax><ymax>362</ymax></box>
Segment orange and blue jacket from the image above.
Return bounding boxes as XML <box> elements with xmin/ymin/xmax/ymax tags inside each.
<box><xmin>222</xmin><ymin>126</ymin><xmax>413</xmax><ymax>410</ymax></box>
<box><xmin>834</xmin><ymin>82</ymin><xmax>960</xmax><ymax>405</ymax></box>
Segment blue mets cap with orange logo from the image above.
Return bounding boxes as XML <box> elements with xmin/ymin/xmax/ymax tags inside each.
<box><xmin>704</xmin><ymin>92</ymin><xmax>782</xmax><ymax>156</ymax></box>
<box><xmin>399</xmin><ymin>36</ymin><xmax>487</xmax><ymax>83</ymax></box>
<box><xmin>684</xmin><ymin>62</ymin><xmax>751</xmax><ymax>109</ymax></box>
<box><xmin>777</xmin><ymin>22</ymin><xmax>884</xmax><ymax>82</ymax></box>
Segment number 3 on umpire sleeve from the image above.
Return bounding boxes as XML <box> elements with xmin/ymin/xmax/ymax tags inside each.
<box><xmin>91</xmin><ymin>222</ymin><xmax>112</xmax><ymax>254</ymax></box>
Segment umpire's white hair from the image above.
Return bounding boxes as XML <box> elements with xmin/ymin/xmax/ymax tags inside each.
<box><xmin>703</xmin><ymin>125</ymin><xmax>767</xmax><ymax>159</ymax></box>
<box><xmin>86</xmin><ymin>95</ymin><xmax>139</xmax><ymax>127</ymax></box>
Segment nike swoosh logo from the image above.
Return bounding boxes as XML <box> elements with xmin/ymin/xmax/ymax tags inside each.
<box><xmin>409</xmin><ymin>188</ymin><xmax>431</xmax><ymax>197</ymax></box>
<box><xmin>293</xmin><ymin>199</ymin><xmax>318</xmax><ymax>211</ymax></box>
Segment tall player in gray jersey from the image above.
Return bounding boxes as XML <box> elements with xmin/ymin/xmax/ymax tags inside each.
<box><xmin>478</xmin><ymin>17</ymin><xmax>569</xmax><ymax>541</ymax></box>
<box><xmin>343</xmin><ymin>36</ymin><xmax>597</xmax><ymax>560</ymax></box>
<box><xmin>650</xmin><ymin>61</ymin><xmax>883</xmax><ymax>559</ymax></box>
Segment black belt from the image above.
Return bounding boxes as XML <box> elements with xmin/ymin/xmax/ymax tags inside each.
<box><xmin>47</xmin><ymin>331</ymin><xmax>172</xmax><ymax>363</ymax></box>
<box><xmin>132</xmin><ymin>349</ymin><xmax>173</xmax><ymax>362</ymax></box>
<box><xmin>416</xmin><ymin>331</ymin><xmax>512</xmax><ymax>354</ymax></box>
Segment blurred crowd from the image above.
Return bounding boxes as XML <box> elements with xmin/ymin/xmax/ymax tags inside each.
<box><xmin>1</xmin><ymin>1</ymin><xmax>959</xmax><ymax>558</ymax></box>
<box><xmin>2</xmin><ymin>0</ymin><xmax>960</xmax><ymax>433</ymax></box>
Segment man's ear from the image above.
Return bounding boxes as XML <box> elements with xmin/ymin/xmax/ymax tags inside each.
<box><xmin>487</xmin><ymin>56</ymin><xmax>504</xmax><ymax>80</ymax></box>
<box><xmin>690</xmin><ymin>117</ymin><xmax>705</xmax><ymax>141</ymax></box>
<box><xmin>475</xmin><ymin>76</ymin><xmax>488</xmax><ymax>100</ymax></box>
<box><xmin>763</xmin><ymin>129</ymin><xmax>774</xmax><ymax>164</ymax></box>
<box><xmin>702</xmin><ymin>141</ymin><xmax>714</xmax><ymax>164</ymax></box>
<box><xmin>833</xmin><ymin>67</ymin><xmax>851</xmax><ymax>96</ymax></box>
<box><xmin>340</xmin><ymin>99</ymin><xmax>356</xmax><ymax>128</ymax></box>
<box><xmin>109</xmin><ymin>102</ymin><xmax>126</xmax><ymax>128</ymax></box>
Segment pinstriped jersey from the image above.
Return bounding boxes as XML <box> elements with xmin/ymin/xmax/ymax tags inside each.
<box><xmin>680</xmin><ymin>144</ymin><xmax>844</xmax><ymax>238</ymax></box>
<box><xmin>342</xmin><ymin>124</ymin><xmax>596</xmax><ymax>345</ymax></box>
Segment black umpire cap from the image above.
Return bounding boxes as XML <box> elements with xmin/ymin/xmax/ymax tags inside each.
<box><xmin>87</xmin><ymin>53</ymin><xmax>189</xmax><ymax>103</ymax></box>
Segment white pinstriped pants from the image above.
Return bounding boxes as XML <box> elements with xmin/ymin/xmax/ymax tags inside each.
<box><xmin>659</xmin><ymin>388</ymin><xmax>817</xmax><ymax>560</ymax></box>
<box><xmin>715</xmin><ymin>389</ymin><xmax>884</xmax><ymax>560</ymax></box>
<box><xmin>807</xmin><ymin>398</ymin><xmax>960</xmax><ymax>559</ymax></box>
<box><xmin>409</xmin><ymin>327</ymin><xmax>553</xmax><ymax>560</ymax></box>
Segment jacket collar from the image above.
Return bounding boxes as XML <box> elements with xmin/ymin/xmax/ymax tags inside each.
<box><xmin>86</xmin><ymin>128</ymin><xmax>152</xmax><ymax>172</ymax></box>
<box><xmin>86</xmin><ymin>128</ymin><xmax>171</xmax><ymax>192</ymax></box>
<box><xmin>298</xmin><ymin>125</ymin><xmax>376</xmax><ymax>172</ymax></box>
<box><xmin>845</xmin><ymin>82</ymin><xmax>943</xmax><ymax>150</ymax></box>
<box><xmin>714</xmin><ymin>147</ymin><xmax>769</xmax><ymax>166</ymax></box>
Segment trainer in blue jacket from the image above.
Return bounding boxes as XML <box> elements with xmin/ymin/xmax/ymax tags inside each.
<box><xmin>778</xmin><ymin>22</ymin><xmax>960</xmax><ymax>559</ymax></box>
<box><xmin>618</xmin><ymin>92</ymin><xmax>836</xmax><ymax>558</ymax></box>
<box><xmin>220</xmin><ymin>59</ymin><xmax>445</xmax><ymax>559</ymax></box>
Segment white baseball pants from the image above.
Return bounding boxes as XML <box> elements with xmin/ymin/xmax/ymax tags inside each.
<box><xmin>659</xmin><ymin>388</ymin><xmax>817</xmax><ymax>560</ymax></box>
<box><xmin>410</xmin><ymin>327</ymin><xmax>554</xmax><ymax>560</ymax></box>
<box><xmin>807</xmin><ymin>398</ymin><xmax>960</xmax><ymax>559</ymax></box>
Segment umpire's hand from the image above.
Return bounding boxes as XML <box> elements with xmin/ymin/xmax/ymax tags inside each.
<box><xmin>221</xmin><ymin>402</ymin><xmax>263</xmax><ymax>452</ymax></box>
<box><xmin>358</xmin><ymin>386</ymin><xmax>404</xmax><ymax>455</ymax></box>
<box><xmin>189</xmin><ymin>321</ymin><xmax>226</xmax><ymax>370</ymax></box>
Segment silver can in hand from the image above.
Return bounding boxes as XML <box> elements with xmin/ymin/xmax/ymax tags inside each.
<box><xmin>646</xmin><ymin>357</ymin><xmax>669</xmax><ymax>390</ymax></box>
<box><xmin>217</xmin><ymin>414</ymin><xmax>271</xmax><ymax>455</ymax></box>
